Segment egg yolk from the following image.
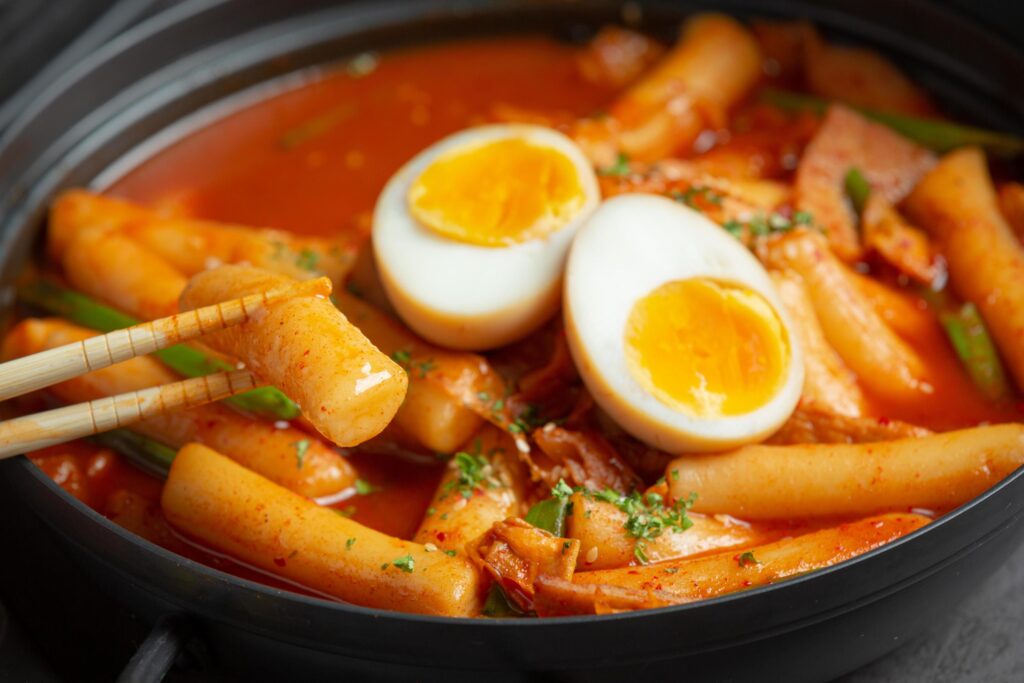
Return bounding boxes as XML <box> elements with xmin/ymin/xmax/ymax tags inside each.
<box><xmin>624</xmin><ymin>278</ymin><xmax>789</xmax><ymax>418</ymax></box>
<box><xmin>408</xmin><ymin>138</ymin><xmax>585</xmax><ymax>247</ymax></box>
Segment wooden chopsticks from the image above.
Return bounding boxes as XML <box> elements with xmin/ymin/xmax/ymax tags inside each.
<box><xmin>0</xmin><ymin>369</ymin><xmax>257</xmax><ymax>458</ymax></box>
<box><xmin>0</xmin><ymin>277</ymin><xmax>330</xmax><ymax>459</ymax></box>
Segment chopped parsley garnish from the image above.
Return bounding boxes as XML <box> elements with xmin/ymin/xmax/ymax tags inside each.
<box><xmin>508</xmin><ymin>403</ymin><xmax>543</xmax><ymax>434</ymax></box>
<box><xmin>389</xmin><ymin>348</ymin><xmax>435</xmax><ymax>377</ymax></box>
<box><xmin>475</xmin><ymin>392</ymin><xmax>508</xmax><ymax>416</ymax></box>
<box><xmin>793</xmin><ymin>210</ymin><xmax>814</xmax><ymax>225</ymax></box>
<box><xmin>723</xmin><ymin>210</ymin><xmax>816</xmax><ymax>240</ymax></box>
<box><xmin>416</xmin><ymin>359</ymin><xmax>437</xmax><ymax>378</ymax></box>
<box><xmin>392</xmin><ymin>554</ymin><xmax>415</xmax><ymax>573</ymax></box>
<box><xmin>582</xmin><ymin>487</ymin><xmax>699</xmax><ymax>565</ymax></box>
<box><xmin>671</xmin><ymin>469</ymin><xmax>680</xmax><ymax>481</ymax></box>
<box><xmin>552</xmin><ymin>479</ymin><xmax>574</xmax><ymax>500</ymax></box>
<box><xmin>295</xmin><ymin>248</ymin><xmax>319</xmax><ymax>271</ymax></box>
<box><xmin>593</xmin><ymin>488</ymin><xmax>622</xmax><ymax>504</ymax></box>
<box><xmin>355</xmin><ymin>479</ymin><xmax>379</xmax><ymax>495</ymax></box>
<box><xmin>444</xmin><ymin>549</ymin><xmax>457</xmax><ymax>557</ymax></box>
<box><xmin>737</xmin><ymin>551</ymin><xmax>760</xmax><ymax>568</ymax></box>
<box><xmin>672</xmin><ymin>185</ymin><xmax>723</xmax><ymax>211</ymax></box>
<box><xmin>426</xmin><ymin>507</ymin><xmax>436</xmax><ymax>516</ymax></box>
<box><xmin>598</xmin><ymin>152</ymin><xmax>631</xmax><ymax>177</ymax></box>
<box><xmin>292</xmin><ymin>439</ymin><xmax>310</xmax><ymax>469</ymax></box>
<box><xmin>444</xmin><ymin>451</ymin><xmax>499</xmax><ymax>499</ymax></box>
<box><xmin>561</xmin><ymin>541</ymin><xmax>572</xmax><ymax>554</ymax></box>
<box><xmin>345</xmin><ymin>538</ymin><xmax>356</xmax><ymax>550</ymax></box>
<box><xmin>723</xmin><ymin>219</ymin><xmax>744</xmax><ymax>238</ymax></box>
<box><xmin>634</xmin><ymin>539</ymin><xmax>651</xmax><ymax>564</ymax></box>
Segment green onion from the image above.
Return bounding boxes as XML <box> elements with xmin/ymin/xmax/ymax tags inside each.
<box><xmin>19</xmin><ymin>280</ymin><xmax>139</xmax><ymax>330</ymax></box>
<box><xmin>524</xmin><ymin>496</ymin><xmax>571</xmax><ymax>536</ymax></box>
<box><xmin>489</xmin><ymin>481</ymin><xmax>575</xmax><ymax>616</ymax></box>
<box><xmin>921</xmin><ymin>288</ymin><xmax>1011</xmax><ymax>401</ymax></box>
<box><xmin>844</xmin><ymin>167</ymin><xmax>871</xmax><ymax>215</ymax></box>
<box><xmin>515</xmin><ymin>479</ymin><xmax>574</xmax><ymax>618</ymax></box>
<box><xmin>91</xmin><ymin>429</ymin><xmax>175</xmax><ymax>478</ymax></box>
<box><xmin>17</xmin><ymin>281</ymin><xmax>300</xmax><ymax>420</ymax></box>
<box><xmin>939</xmin><ymin>303</ymin><xmax>1011</xmax><ymax>402</ymax></box>
<box><xmin>760</xmin><ymin>88</ymin><xmax>1024</xmax><ymax>156</ymax></box>
<box><xmin>481</xmin><ymin>584</ymin><xmax>529</xmax><ymax>618</ymax></box>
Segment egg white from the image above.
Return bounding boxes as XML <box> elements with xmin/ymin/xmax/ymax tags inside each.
<box><xmin>564</xmin><ymin>194</ymin><xmax>804</xmax><ymax>453</ymax></box>
<box><xmin>373</xmin><ymin>124</ymin><xmax>600</xmax><ymax>350</ymax></box>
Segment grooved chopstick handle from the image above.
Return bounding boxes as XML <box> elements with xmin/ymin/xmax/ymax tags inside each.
<box><xmin>0</xmin><ymin>277</ymin><xmax>330</xmax><ymax>402</ymax></box>
<box><xmin>0</xmin><ymin>369</ymin><xmax>258</xmax><ymax>459</ymax></box>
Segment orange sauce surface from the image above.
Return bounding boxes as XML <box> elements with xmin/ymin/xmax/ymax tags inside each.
<box><xmin>111</xmin><ymin>37</ymin><xmax>612</xmax><ymax>237</ymax></box>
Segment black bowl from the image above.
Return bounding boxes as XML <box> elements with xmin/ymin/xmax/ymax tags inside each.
<box><xmin>1</xmin><ymin>1</ymin><xmax>1022</xmax><ymax>681</ymax></box>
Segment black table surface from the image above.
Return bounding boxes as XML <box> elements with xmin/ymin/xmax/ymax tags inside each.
<box><xmin>1</xmin><ymin>1</ymin><xmax>1023</xmax><ymax>680</ymax></box>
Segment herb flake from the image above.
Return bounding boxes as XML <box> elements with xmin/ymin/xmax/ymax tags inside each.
<box><xmin>416</xmin><ymin>358</ymin><xmax>437</xmax><ymax>378</ymax></box>
<box><xmin>392</xmin><ymin>554</ymin><xmax>415</xmax><ymax>573</ymax></box>
<box><xmin>672</xmin><ymin>185</ymin><xmax>723</xmax><ymax>211</ymax></box>
<box><xmin>737</xmin><ymin>551</ymin><xmax>760</xmax><ymax>568</ymax></box>
<box><xmin>598</xmin><ymin>152</ymin><xmax>631</xmax><ymax>177</ymax></box>
<box><xmin>292</xmin><ymin>439</ymin><xmax>310</xmax><ymax>469</ymax></box>
<box><xmin>355</xmin><ymin>479</ymin><xmax>379</xmax><ymax>495</ymax></box>
<box><xmin>552</xmin><ymin>479</ymin><xmax>574</xmax><ymax>500</ymax></box>
<box><xmin>584</xmin><ymin>488</ymin><xmax>699</xmax><ymax>565</ymax></box>
<box><xmin>295</xmin><ymin>249</ymin><xmax>319</xmax><ymax>271</ymax></box>
<box><xmin>722</xmin><ymin>210</ymin><xmax>817</xmax><ymax>241</ymax></box>
<box><xmin>444</xmin><ymin>450</ymin><xmax>500</xmax><ymax>499</ymax></box>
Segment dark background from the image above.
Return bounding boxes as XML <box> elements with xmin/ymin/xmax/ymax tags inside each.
<box><xmin>1</xmin><ymin>1</ymin><xmax>1022</xmax><ymax>680</ymax></box>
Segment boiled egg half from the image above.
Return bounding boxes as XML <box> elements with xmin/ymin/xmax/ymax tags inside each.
<box><xmin>373</xmin><ymin>124</ymin><xmax>600</xmax><ymax>350</ymax></box>
<box><xmin>564</xmin><ymin>194</ymin><xmax>804</xmax><ymax>452</ymax></box>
